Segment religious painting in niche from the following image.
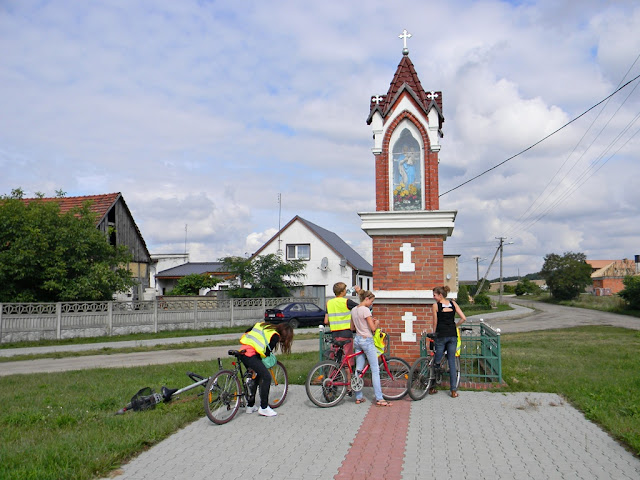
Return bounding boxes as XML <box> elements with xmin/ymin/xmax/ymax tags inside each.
<box><xmin>392</xmin><ymin>128</ymin><xmax>422</xmax><ymax>211</ymax></box>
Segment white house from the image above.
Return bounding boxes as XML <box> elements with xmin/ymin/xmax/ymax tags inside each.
<box><xmin>147</xmin><ymin>253</ymin><xmax>190</xmax><ymax>297</ymax></box>
<box><xmin>252</xmin><ymin>216</ymin><xmax>373</xmax><ymax>304</ymax></box>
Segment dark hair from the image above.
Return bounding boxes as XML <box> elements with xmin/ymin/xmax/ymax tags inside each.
<box><xmin>274</xmin><ymin>323</ymin><xmax>294</xmax><ymax>355</ymax></box>
<box><xmin>433</xmin><ymin>285</ymin><xmax>451</xmax><ymax>297</ymax></box>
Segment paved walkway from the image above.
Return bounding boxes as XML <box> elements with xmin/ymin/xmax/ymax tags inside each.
<box><xmin>100</xmin><ymin>387</ymin><xmax>640</xmax><ymax>480</ymax></box>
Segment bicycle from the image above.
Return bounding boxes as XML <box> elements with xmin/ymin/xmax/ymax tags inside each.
<box><xmin>116</xmin><ymin>371</ymin><xmax>211</xmax><ymax>415</ymax></box>
<box><xmin>407</xmin><ymin>326</ymin><xmax>472</xmax><ymax>401</ymax></box>
<box><xmin>305</xmin><ymin>338</ymin><xmax>410</xmax><ymax>407</ymax></box>
<box><xmin>203</xmin><ymin>349</ymin><xmax>289</xmax><ymax>424</ymax></box>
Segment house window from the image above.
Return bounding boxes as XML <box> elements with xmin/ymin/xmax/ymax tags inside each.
<box><xmin>287</xmin><ymin>244</ymin><xmax>310</xmax><ymax>261</ymax></box>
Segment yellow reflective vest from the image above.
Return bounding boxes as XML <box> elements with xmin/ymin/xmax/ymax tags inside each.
<box><xmin>240</xmin><ymin>323</ymin><xmax>276</xmax><ymax>358</ymax></box>
<box><xmin>326</xmin><ymin>297</ymin><xmax>351</xmax><ymax>332</ymax></box>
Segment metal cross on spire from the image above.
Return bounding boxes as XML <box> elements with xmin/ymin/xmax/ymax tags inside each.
<box><xmin>398</xmin><ymin>29</ymin><xmax>412</xmax><ymax>55</ymax></box>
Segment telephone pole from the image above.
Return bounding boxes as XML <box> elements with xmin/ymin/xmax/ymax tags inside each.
<box><xmin>497</xmin><ymin>237</ymin><xmax>506</xmax><ymax>304</ymax></box>
<box><xmin>474</xmin><ymin>256</ymin><xmax>482</xmax><ymax>283</ymax></box>
<box><xmin>496</xmin><ymin>237</ymin><xmax>513</xmax><ymax>304</ymax></box>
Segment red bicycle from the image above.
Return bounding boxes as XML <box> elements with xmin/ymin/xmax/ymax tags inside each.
<box><xmin>305</xmin><ymin>338</ymin><xmax>410</xmax><ymax>407</ymax></box>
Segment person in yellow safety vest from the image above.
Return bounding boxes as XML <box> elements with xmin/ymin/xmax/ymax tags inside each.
<box><xmin>324</xmin><ymin>283</ymin><xmax>360</xmax><ymax>390</ymax></box>
<box><xmin>239</xmin><ymin>322</ymin><xmax>294</xmax><ymax>417</ymax></box>
<box><xmin>430</xmin><ymin>285</ymin><xmax>467</xmax><ymax>398</ymax></box>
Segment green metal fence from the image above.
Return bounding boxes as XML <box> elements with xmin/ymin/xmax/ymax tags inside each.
<box><xmin>419</xmin><ymin>321</ymin><xmax>503</xmax><ymax>385</ymax></box>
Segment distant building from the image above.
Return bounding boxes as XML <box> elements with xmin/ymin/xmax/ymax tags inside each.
<box><xmin>587</xmin><ymin>258</ymin><xmax>639</xmax><ymax>296</ymax></box>
<box><xmin>252</xmin><ymin>215</ymin><xmax>373</xmax><ymax>304</ymax></box>
<box><xmin>23</xmin><ymin>193</ymin><xmax>151</xmax><ymax>300</ymax></box>
<box><xmin>154</xmin><ymin>262</ymin><xmax>232</xmax><ymax>295</ymax></box>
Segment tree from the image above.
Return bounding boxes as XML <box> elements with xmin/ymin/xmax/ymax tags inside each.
<box><xmin>220</xmin><ymin>253</ymin><xmax>306</xmax><ymax>298</ymax></box>
<box><xmin>540</xmin><ymin>252</ymin><xmax>592</xmax><ymax>301</ymax></box>
<box><xmin>515</xmin><ymin>278</ymin><xmax>541</xmax><ymax>296</ymax></box>
<box><xmin>220</xmin><ymin>256</ymin><xmax>253</xmax><ymax>288</ymax></box>
<box><xmin>166</xmin><ymin>273</ymin><xmax>222</xmax><ymax>296</ymax></box>
<box><xmin>0</xmin><ymin>193</ymin><xmax>136</xmax><ymax>302</ymax></box>
<box><xmin>474</xmin><ymin>292</ymin><xmax>492</xmax><ymax>308</ymax></box>
<box><xmin>468</xmin><ymin>280</ymin><xmax>490</xmax><ymax>297</ymax></box>
<box><xmin>456</xmin><ymin>284</ymin><xmax>470</xmax><ymax>305</ymax></box>
<box><xmin>618</xmin><ymin>275</ymin><xmax>640</xmax><ymax>309</ymax></box>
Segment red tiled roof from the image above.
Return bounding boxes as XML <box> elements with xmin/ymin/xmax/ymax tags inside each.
<box><xmin>23</xmin><ymin>193</ymin><xmax>120</xmax><ymax>224</ymax></box>
<box><xmin>586</xmin><ymin>260</ymin><xmax>616</xmax><ymax>270</ymax></box>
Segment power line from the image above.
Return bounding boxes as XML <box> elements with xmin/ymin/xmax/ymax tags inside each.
<box><xmin>439</xmin><ymin>72</ymin><xmax>640</xmax><ymax>198</ymax></box>
<box><xmin>502</xmin><ymin>64</ymin><xmax>640</xmax><ymax>238</ymax></box>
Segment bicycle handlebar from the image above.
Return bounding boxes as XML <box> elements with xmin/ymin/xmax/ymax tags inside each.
<box><xmin>228</xmin><ymin>349</ymin><xmax>247</xmax><ymax>357</ymax></box>
<box><xmin>425</xmin><ymin>326</ymin><xmax>473</xmax><ymax>339</ymax></box>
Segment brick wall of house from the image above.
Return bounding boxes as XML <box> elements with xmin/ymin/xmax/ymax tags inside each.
<box><xmin>593</xmin><ymin>277</ymin><xmax>626</xmax><ymax>294</ymax></box>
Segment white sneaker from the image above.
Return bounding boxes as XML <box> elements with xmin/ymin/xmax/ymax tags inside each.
<box><xmin>258</xmin><ymin>406</ymin><xmax>277</xmax><ymax>417</ymax></box>
<box><xmin>245</xmin><ymin>405</ymin><xmax>259</xmax><ymax>414</ymax></box>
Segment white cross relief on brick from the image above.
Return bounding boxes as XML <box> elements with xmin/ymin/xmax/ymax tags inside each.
<box><xmin>400</xmin><ymin>311</ymin><xmax>417</xmax><ymax>342</ymax></box>
<box><xmin>399</xmin><ymin>242</ymin><xmax>415</xmax><ymax>272</ymax></box>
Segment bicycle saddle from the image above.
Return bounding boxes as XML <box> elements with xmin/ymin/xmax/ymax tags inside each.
<box><xmin>332</xmin><ymin>340</ymin><xmax>350</xmax><ymax>347</ymax></box>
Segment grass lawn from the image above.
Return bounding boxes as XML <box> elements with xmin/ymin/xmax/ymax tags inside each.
<box><xmin>499</xmin><ymin>326</ymin><xmax>640</xmax><ymax>457</ymax></box>
<box><xmin>1</xmin><ymin>324</ymin><xmax>638</xmax><ymax>479</ymax></box>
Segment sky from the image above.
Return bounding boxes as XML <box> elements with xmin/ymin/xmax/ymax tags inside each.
<box><xmin>1</xmin><ymin>0</ymin><xmax>640</xmax><ymax>282</ymax></box>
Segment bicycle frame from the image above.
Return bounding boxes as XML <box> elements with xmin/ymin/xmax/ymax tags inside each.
<box><xmin>204</xmin><ymin>350</ymin><xmax>289</xmax><ymax>424</ymax></box>
<box><xmin>305</xmin><ymin>338</ymin><xmax>410</xmax><ymax>407</ymax></box>
<box><xmin>329</xmin><ymin>345</ymin><xmax>393</xmax><ymax>386</ymax></box>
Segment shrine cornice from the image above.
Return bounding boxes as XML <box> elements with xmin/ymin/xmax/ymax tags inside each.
<box><xmin>358</xmin><ymin>210</ymin><xmax>456</xmax><ymax>238</ymax></box>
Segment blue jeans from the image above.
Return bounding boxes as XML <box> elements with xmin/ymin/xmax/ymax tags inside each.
<box><xmin>353</xmin><ymin>335</ymin><xmax>383</xmax><ymax>401</ymax></box>
<box><xmin>434</xmin><ymin>336</ymin><xmax>458</xmax><ymax>392</ymax></box>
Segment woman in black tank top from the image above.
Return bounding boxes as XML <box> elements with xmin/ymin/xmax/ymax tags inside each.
<box><xmin>431</xmin><ymin>285</ymin><xmax>467</xmax><ymax>398</ymax></box>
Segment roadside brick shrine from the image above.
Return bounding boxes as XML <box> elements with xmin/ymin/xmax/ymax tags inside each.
<box><xmin>359</xmin><ymin>30</ymin><xmax>457</xmax><ymax>362</ymax></box>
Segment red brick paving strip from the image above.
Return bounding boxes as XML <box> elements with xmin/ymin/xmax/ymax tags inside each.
<box><xmin>334</xmin><ymin>398</ymin><xmax>411</xmax><ymax>480</ymax></box>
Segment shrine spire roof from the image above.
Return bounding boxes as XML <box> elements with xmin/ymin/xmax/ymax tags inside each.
<box><xmin>367</xmin><ymin>54</ymin><xmax>444</xmax><ymax>128</ymax></box>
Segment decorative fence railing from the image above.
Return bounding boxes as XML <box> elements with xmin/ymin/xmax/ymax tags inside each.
<box><xmin>419</xmin><ymin>320</ymin><xmax>503</xmax><ymax>386</ymax></box>
<box><xmin>0</xmin><ymin>297</ymin><xmax>319</xmax><ymax>343</ymax></box>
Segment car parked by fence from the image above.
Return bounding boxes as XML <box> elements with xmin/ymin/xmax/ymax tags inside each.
<box><xmin>264</xmin><ymin>302</ymin><xmax>327</xmax><ymax>328</ymax></box>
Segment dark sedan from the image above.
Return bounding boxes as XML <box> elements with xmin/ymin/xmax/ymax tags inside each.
<box><xmin>264</xmin><ymin>302</ymin><xmax>327</xmax><ymax>328</ymax></box>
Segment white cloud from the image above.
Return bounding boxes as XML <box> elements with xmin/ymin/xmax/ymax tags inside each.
<box><xmin>2</xmin><ymin>0</ymin><xmax>640</xmax><ymax>281</ymax></box>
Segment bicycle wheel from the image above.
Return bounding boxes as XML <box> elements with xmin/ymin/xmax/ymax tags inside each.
<box><xmin>408</xmin><ymin>356</ymin><xmax>434</xmax><ymax>401</ymax></box>
<box><xmin>267</xmin><ymin>361</ymin><xmax>289</xmax><ymax>408</ymax></box>
<box><xmin>379</xmin><ymin>356</ymin><xmax>410</xmax><ymax>400</ymax></box>
<box><xmin>440</xmin><ymin>355</ymin><xmax>461</xmax><ymax>390</ymax></box>
<box><xmin>203</xmin><ymin>370</ymin><xmax>241</xmax><ymax>425</ymax></box>
<box><xmin>305</xmin><ymin>360</ymin><xmax>348</xmax><ymax>408</ymax></box>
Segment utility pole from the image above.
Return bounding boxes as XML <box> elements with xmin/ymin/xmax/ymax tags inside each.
<box><xmin>474</xmin><ymin>256</ymin><xmax>482</xmax><ymax>283</ymax></box>
<box><xmin>496</xmin><ymin>237</ymin><xmax>513</xmax><ymax>305</ymax></box>
<box><xmin>497</xmin><ymin>237</ymin><xmax>506</xmax><ymax>305</ymax></box>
